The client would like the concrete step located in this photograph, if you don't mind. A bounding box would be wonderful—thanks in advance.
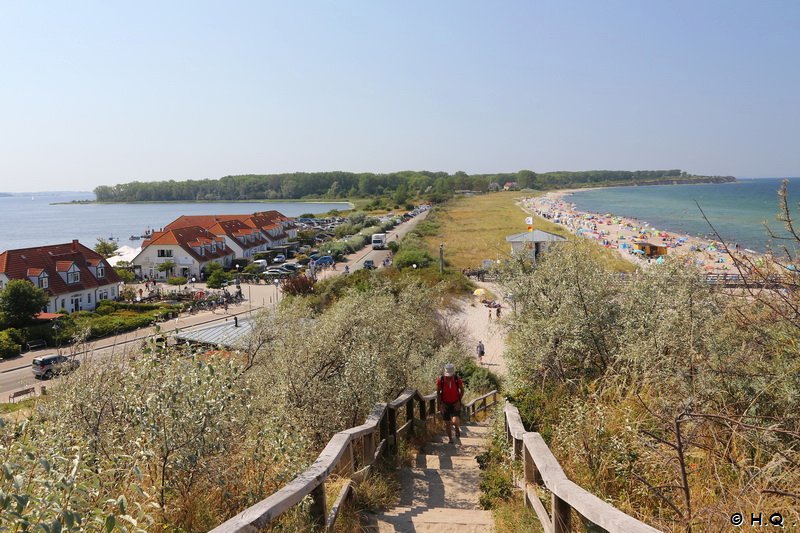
[399,467,482,509]
[414,454,478,469]
[370,507,494,533]
[459,424,491,436]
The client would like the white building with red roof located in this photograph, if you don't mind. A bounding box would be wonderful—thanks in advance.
[162,210,297,259]
[0,240,123,313]
[132,226,234,280]
[163,217,269,259]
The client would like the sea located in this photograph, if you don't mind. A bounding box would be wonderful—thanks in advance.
[0,193,351,252]
[567,178,800,253]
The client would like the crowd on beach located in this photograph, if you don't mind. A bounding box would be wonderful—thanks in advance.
[524,192,769,274]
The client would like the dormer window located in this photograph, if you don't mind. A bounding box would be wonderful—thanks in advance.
[39,273,49,289]
[211,243,216,253]
[67,270,80,284]
[96,265,105,278]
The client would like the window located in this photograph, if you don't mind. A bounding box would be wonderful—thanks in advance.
[157,249,173,258]
[39,275,49,289]
[211,243,216,253]
[96,265,105,278]
[67,271,80,284]
[87,293,91,304]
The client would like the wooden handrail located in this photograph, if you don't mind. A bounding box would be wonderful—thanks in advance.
[504,403,661,533]
[209,387,499,532]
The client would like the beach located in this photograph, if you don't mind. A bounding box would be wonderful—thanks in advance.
[523,190,767,274]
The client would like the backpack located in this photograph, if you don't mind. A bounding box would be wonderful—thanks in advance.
[437,373,463,404]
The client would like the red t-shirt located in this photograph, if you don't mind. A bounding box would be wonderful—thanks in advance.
[437,375,463,404]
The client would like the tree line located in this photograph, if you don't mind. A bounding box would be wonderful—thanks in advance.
[93,169,734,202]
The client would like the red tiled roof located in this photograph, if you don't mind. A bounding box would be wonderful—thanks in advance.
[0,241,121,297]
[141,226,233,263]
[55,261,74,272]
[26,267,44,277]
[163,213,284,249]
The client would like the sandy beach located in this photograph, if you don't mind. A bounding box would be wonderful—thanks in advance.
[523,190,766,274]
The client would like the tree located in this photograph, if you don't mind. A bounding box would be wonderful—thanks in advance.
[94,238,119,258]
[157,260,176,278]
[0,279,50,327]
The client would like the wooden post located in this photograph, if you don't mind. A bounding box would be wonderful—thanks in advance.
[310,481,327,530]
[524,444,542,485]
[388,407,397,455]
[380,412,390,458]
[513,437,523,461]
[552,494,571,533]
[406,400,415,437]
[364,431,375,464]
[419,397,427,421]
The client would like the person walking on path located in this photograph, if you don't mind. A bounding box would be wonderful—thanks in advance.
[476,340,485,366]
[437,363,464,444]
[496,307,501,319]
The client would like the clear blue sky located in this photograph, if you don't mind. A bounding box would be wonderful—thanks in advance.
[0,1,797,192]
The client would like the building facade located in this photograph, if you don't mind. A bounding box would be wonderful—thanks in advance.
[0,240,123,313]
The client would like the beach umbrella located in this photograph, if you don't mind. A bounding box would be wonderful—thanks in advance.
[632,249,645,255]
[473,288,486,296]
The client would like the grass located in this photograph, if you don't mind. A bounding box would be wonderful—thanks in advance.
[0,398,35,414]
[419,191,636,273]
[493,493,545,533]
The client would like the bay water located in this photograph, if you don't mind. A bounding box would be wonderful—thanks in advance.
[0,193,351,252]
[567,178,800,253]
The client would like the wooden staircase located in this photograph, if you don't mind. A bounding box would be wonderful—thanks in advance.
[366,422,494,532]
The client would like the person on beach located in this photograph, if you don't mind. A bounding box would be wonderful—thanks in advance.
[496,307,501,319]
[488,309,492,321]
[476,341,485,366]
[437,364,464,444]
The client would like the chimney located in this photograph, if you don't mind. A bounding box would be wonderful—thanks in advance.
[72,239,79,252]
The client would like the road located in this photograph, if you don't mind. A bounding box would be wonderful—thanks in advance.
[1,210,430,398]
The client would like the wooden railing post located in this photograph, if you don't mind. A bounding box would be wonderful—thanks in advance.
[310,481,327,530]
[552,494,571,533]
[523,443,542,485]
[419,397,427,421]
[406,400,415,437]
[388,407,397,455]
[380,411,390,458]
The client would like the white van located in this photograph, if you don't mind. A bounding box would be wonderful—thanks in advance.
[252,259,268,268]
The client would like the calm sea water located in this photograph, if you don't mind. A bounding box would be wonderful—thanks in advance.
[0,193,351,251]
[568,178,800,252]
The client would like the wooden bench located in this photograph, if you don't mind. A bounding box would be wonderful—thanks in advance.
[8,387,36,403]
[25,339,47,351]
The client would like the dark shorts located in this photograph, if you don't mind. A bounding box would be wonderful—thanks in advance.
[441,402,461,421]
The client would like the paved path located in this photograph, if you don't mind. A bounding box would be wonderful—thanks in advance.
[367,421,494,532]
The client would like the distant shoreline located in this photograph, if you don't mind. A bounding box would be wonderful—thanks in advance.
[52,198,356,208]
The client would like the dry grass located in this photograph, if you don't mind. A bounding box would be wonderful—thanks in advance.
[492,493,545,533]
[421,191,636,272]
[421,192,531,269]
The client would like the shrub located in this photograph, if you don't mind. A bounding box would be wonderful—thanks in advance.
[167,276,187,286]
[0,330,21,358]
[387,241,399,253]
[394,248,435,269]
[458,358,501,393]
[94,300,117,315]
[281,274,315,296]
[206,270,232,289]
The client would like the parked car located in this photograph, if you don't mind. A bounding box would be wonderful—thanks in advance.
[363,259,376,270]
[315,255,334,267]
[32,355,80,379]
[273,254,286,263]
[281,262,300,272]
[265,266,294,276]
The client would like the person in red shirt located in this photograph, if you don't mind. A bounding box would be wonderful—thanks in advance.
[437,363,464,444]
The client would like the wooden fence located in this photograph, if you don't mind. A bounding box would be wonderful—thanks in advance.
[504,402,661,533]
[209,388,499,532]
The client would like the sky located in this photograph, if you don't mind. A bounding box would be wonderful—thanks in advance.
[0,1,798,192]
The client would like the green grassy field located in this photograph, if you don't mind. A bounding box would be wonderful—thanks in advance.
[419,192,636,272]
